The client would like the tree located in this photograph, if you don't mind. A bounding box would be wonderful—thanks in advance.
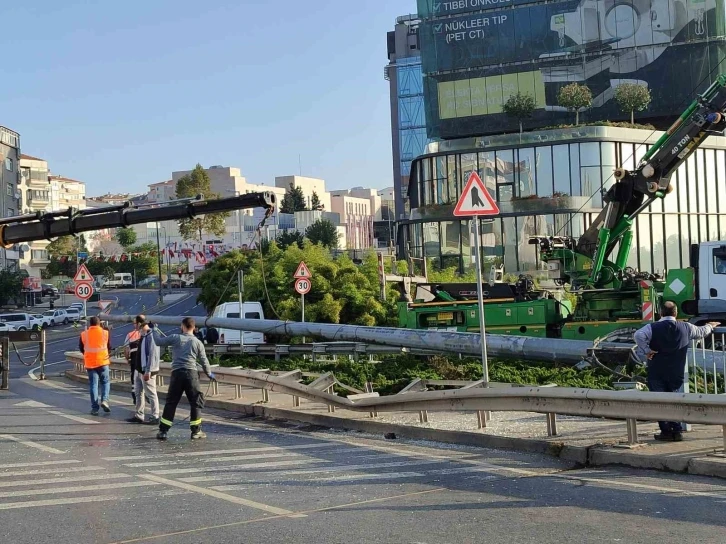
[280,183,307,214]
[614,83,652,124]
[276,230,305,250]
[196,242,398,326]
[45,235,87,278]
[0,270,22,306]
[305,219,340,249]
[503,92,536,134]
[310,191,324,211]
[115,228,137,249]
[557,83,592,125]
[175,164,229,241]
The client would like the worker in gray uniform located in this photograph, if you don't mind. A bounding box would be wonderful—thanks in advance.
[153,317,216,440]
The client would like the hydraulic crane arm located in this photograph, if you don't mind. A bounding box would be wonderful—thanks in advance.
[577,75,726,286]
[0,192,276,247]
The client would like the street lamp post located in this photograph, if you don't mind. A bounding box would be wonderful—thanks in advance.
[155,222,163,302]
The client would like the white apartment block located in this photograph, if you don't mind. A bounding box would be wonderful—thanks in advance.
[19,154,51,276]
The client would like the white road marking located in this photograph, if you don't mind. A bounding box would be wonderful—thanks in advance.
[0,466,106,478]
[556,474,726,499]
[0,434,66,455]
[103,442,339,462]
[46,410,100,425]
[13,400,52,407]
[0,493,153,511]
[0,460,80,470]
[156,458,329,477]
[0,481,158,499]
[305,471,424,483]
[0,473,131,489]
[140,474,305,517]
[184,459,448,484]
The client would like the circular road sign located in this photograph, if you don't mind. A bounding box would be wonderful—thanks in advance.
[295,278,311,295]
[75,282,93,301]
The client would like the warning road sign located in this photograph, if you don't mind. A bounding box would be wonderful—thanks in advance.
[453,172,500,217]
[73,263,95,284]
[294,261,311,279]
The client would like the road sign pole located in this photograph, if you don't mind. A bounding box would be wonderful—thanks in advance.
[473,218,489,385]
[301,293,305,344]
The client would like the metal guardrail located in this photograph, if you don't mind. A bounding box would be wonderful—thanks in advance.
[206,342,435,360]
[66,352,726,449]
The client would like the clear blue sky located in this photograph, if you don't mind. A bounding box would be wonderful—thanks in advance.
[2,1,416,195]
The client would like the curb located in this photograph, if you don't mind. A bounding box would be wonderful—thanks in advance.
[64,370,726,479]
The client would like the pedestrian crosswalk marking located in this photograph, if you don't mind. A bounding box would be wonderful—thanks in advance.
[0,480,159,499]
[0,460,80,470]
[46,410,101,425]
[0,465,106,479]
[0,473,131,489]
[0,434,66,455]
[155,458,328,476]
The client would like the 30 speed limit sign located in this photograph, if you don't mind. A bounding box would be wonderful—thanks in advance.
[75,282,93,300]
[295,278,311,295]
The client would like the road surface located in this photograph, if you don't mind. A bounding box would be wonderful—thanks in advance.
[1,290,725,543]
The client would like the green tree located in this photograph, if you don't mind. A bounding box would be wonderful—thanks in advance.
[614,83,652,124]
[115,228,137,249]
[0,270,22,306]
[310,191,324,211]
[305,219,340,249]
[45,235,87,278]
[502,92,536,134]
[196,242,399,325]
[557,83,592,125]
[276,230,304,250]
[175,164,229,241]
[86,242,158,283]
[280,183,307,214]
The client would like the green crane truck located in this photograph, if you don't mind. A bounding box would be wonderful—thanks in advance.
[398,75,726,341]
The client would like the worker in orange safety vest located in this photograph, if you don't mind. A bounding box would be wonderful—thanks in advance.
[79,316,113,416]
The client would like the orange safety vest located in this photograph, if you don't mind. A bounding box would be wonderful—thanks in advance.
[81,326,110,369]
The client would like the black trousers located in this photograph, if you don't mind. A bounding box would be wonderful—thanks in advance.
[160,369,205,431]
[648,374,684,434]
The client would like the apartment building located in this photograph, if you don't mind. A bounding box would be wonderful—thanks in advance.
[0,128,22,271]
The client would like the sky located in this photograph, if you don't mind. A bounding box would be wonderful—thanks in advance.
[1,0,417,196]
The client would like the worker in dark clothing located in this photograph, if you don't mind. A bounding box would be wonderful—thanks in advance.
[634,301,719,441]
[153,317,215,440]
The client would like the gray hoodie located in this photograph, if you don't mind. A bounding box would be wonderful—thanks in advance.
[139,329,161,374]
[154,330,211,375]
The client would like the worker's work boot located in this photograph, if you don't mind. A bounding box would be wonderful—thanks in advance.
[156,430,168,441]
[191,428,207,440]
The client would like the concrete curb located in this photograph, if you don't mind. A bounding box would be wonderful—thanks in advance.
[65,370,726,480]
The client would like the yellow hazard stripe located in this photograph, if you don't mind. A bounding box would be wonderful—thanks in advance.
[160,418,173,427]
[189,419,202,427]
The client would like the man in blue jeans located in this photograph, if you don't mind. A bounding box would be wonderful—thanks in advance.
[634,301,718,441]
[79,316,113,415]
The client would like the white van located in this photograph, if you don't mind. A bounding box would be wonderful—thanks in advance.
[104,273,133,289]
[211,302,265,345]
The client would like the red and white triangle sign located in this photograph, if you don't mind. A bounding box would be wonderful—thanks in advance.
[73,263,94,283]
[294,261,312,279]
[453,172,500,217]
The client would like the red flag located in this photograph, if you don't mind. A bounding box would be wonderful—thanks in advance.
[196,251,207,265]
[169,250,175,258]
[120,254,128,262]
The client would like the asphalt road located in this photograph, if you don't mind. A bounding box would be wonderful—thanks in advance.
[1,290,726,543]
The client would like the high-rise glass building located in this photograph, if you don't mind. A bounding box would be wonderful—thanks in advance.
[396,0,726,276]
[385,16,428,221]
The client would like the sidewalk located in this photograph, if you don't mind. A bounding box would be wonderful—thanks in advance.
[63,368,726,479]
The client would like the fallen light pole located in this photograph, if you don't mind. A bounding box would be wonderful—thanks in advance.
[103,315,596,363]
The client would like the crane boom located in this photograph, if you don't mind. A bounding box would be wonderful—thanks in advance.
[535,75,726,289]
[0,192,276,247]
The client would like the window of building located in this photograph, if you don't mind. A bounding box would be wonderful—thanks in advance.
[6,184,13,197]
[4,158,13,172]
[7,209,14,217]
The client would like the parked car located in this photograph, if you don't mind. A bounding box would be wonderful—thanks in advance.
[137,276,159,288]
[64,308,82,322]
[41,284,58,297]
[69,303,85,312]
[0,322,17,332]
[43,309,69,326]
[32,314,52,329]
[64,284,75,294]
[0,313,36,331]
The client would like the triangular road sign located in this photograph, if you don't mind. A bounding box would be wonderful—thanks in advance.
[294,261,311,279]
[73,263,95,283]
[453,172,500,217]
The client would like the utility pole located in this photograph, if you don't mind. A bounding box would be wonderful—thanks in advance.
[155,222,163,303]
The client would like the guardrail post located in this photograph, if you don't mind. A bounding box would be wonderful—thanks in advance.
[546,413,558,437]
[626,418,639,446]
[419,410,428,423]
[261,387,269,403]
[327,385,336,413]
[0,337,9,390]
[723,425,726,453]
[365,382,377,418]
[476,411,487,429]
[235,384,242,400]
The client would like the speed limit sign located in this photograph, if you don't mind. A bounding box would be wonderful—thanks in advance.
[75,282,93,300]
[295,278,311,295]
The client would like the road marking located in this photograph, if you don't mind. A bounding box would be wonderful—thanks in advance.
[157,458,329,477]
[105,487,445,544]
[0,473,131,489]
[0,494,127,511]
[0,434,66,455]
[556,474,726,499]
[13,400,51,407]
[140,474,305,517]
[0,460,80,470]
[0,480,158,499]
[305,471,424,483]
[187,459,448,485]
[103,442,339,461]
[0,466,106,478]
[46,410,100,425]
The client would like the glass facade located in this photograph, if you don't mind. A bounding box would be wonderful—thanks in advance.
[405,130,726,275]
[416,0,726,139]
[397,57,427,183]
